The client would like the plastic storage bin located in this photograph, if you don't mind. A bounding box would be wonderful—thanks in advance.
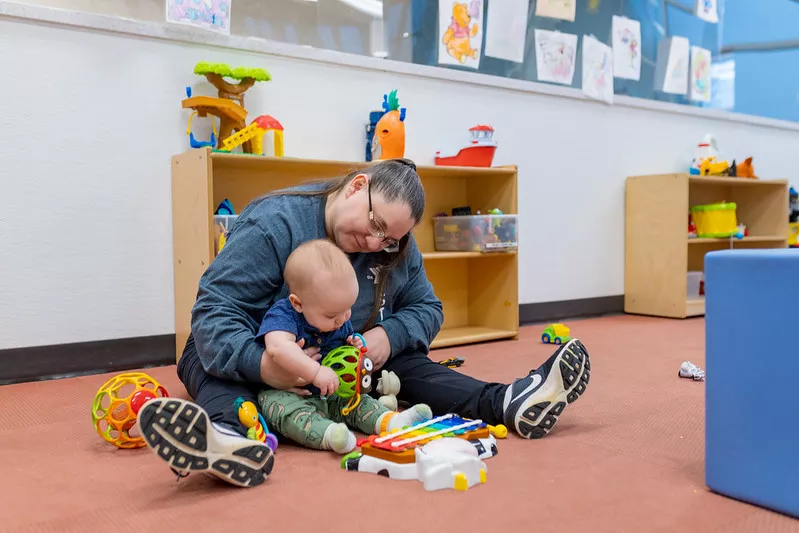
[687,271,702,299]
[690,202,738,238]
[214,215,238,256]
[433,214,518,252]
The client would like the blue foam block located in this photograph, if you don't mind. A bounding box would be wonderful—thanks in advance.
[705,249,799,518]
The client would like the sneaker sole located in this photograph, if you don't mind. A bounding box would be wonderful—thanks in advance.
[514,339,591,439]
[137,398,274,488]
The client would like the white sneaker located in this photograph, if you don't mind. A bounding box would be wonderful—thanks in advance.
[503,339,590,439]
[137,397,274,488]
[678,361,705,381]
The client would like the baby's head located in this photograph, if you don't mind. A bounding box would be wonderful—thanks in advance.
[284,239,359,332]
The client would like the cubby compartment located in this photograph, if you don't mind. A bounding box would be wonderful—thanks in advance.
[423,253,518,347]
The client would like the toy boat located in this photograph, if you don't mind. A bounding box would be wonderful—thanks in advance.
[435,125,497,167]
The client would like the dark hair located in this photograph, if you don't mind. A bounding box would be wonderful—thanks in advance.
[264,158,425,329]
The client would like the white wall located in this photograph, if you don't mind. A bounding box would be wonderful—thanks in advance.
[9,0,384,54]
[1,13,797,350]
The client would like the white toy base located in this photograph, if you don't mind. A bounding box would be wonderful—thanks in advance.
[342,435,497,491]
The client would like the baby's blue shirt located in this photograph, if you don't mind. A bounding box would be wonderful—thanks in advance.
[256,298,354,356]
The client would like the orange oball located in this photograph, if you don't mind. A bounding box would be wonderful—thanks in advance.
[110,401,130,421]
[91,372,169,449]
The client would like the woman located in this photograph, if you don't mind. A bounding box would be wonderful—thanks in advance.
[138,158,590,488]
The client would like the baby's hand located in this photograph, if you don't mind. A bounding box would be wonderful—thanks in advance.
[347,335,365,350]
[313,366,340,396]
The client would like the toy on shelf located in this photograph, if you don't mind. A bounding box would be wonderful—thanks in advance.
[690,202,738,238]
[182,61,272,154]
[234,397,279,452]
[435,125,497,167]
[688,214,697,238]
[213,199,237,255]
[321,333,374,416]
[789,187,798,248]
[215,198,235,215]
[91,372,169,449]
[736,157,758,179]
[372,90,406,160]
[541,323,571,344]
[689,134,758,179]
[221,115,284,156]
[186,109,218,148]
[690,134,719,175]
[433,210,518,252]
[342,413,507,491]
[699,156,731,176]
[365,109,386,162]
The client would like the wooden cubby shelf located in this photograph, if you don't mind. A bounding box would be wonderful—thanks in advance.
[172,148,519,359]
[625,173,789,318]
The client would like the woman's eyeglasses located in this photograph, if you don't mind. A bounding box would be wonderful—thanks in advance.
[367,181,400,252]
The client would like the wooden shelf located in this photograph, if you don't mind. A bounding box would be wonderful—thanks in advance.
[171,148,519,359]
[688,236,787,244]
[625,173,788,319]
[430,326,518,348]
[422,251,517,260]
[210,151,518,180]
[689,175,789,186]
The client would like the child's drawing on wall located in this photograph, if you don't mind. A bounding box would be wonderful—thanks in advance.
[534,29,578,85]
[167,0,232,34]
[612,15,641,81]
[438,0,484,69]
[690,45,712,102]
[582,35,614,104]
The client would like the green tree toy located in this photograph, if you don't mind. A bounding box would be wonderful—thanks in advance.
[193,61,271,108]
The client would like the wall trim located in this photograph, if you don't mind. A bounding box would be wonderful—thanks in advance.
[2,1,798,132]
[519,295,624,325]
[0,297,622,384]
[0,335,175,386]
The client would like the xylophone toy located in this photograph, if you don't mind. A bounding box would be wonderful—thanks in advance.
[341,413,507,491]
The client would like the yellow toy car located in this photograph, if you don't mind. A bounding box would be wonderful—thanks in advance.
[541,324,571,345]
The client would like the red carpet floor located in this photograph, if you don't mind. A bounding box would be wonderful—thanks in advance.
[1,316,797,532]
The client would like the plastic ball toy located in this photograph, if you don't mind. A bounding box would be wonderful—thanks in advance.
[91,372,169,449]
[322,340,373,416]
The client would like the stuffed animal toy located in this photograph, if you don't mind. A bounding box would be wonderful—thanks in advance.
[376,370,401,410]
[736,157,758,179]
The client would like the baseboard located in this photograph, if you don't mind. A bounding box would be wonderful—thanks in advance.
[0,334,175,385]
[519,295,624,325]
[0,297,623,385]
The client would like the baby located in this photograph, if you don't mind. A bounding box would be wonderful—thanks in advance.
[256,239,432,453]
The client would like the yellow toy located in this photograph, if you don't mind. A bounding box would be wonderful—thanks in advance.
[234,397,279,452]
[699,156,730,176]
[221,115,284,156]
[689,202,738,238]
[789,223,799,247]
[91,372,169,449]
[541,323,571,344]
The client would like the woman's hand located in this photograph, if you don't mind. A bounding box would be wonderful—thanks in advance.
[361,326,392,370]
